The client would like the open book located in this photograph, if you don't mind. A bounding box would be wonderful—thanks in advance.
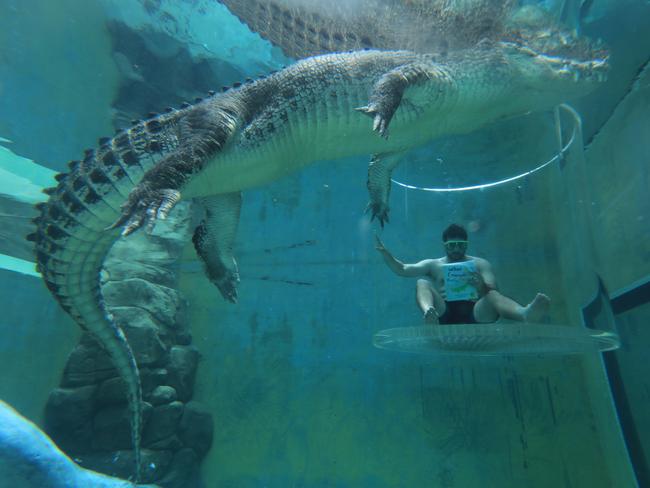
[443,260,479,301]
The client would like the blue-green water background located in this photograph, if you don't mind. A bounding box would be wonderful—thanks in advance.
[0,0,649,486]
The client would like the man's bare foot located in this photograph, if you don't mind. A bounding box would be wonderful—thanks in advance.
[424,307,439,324]
[522,293,551,322]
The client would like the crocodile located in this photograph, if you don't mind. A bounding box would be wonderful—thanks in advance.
[218,0,518,57]
[29,39,607,480]
[217,0,584,59]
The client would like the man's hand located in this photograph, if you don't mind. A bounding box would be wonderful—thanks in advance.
[468,271,490,296]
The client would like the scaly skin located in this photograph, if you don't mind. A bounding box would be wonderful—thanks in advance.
[30,43,607,480]
[218,0,517,57]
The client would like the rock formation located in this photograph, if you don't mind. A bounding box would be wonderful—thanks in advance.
[44,203,213,487]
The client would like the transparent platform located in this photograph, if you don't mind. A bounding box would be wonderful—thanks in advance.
[373,323,620,356]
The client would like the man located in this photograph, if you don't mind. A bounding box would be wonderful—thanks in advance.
[375,223,550,324]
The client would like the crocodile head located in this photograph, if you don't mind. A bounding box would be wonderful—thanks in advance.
[501,5,609,95]
[507,38,606,81]
[494,32,608,105]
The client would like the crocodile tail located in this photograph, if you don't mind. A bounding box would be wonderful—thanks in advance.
[33,170,143,480]
[29,108,189,481]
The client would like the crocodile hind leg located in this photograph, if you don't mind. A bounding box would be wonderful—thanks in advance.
[192,192,242,303]
[111,102,240,236]
[366,152,406,227]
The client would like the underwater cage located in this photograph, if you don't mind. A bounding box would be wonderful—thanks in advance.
[0,0,649,487]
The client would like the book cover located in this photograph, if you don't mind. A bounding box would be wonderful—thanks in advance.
[443,261,479,301]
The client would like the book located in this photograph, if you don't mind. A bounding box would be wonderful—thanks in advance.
[443,261,479,301]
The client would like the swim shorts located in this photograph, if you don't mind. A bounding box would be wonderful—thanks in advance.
[438,300,477,324]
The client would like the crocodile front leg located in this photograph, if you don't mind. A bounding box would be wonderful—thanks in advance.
[366,152,405,227]
[356,58,443,138]
[192,192,242,303]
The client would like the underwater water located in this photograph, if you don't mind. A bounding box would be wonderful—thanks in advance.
[0,0,649,487]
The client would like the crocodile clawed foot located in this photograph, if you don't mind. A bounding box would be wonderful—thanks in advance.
[215,269,240,304]
[108,188,181,237]
[365,201,390,228]
[355,105,390,139]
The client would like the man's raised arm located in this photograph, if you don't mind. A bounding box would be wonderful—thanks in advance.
[375,234,433,277]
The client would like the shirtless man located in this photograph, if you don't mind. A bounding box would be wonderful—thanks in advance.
[375,223,550,324]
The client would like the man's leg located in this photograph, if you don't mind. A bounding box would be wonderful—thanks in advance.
[474,290,550,323]
[416,279,446,323]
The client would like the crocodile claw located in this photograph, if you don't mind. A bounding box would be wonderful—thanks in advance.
[108,188,181,237]
[365,201,390,228]
[214,268,240,304]
[355,105,390,139]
